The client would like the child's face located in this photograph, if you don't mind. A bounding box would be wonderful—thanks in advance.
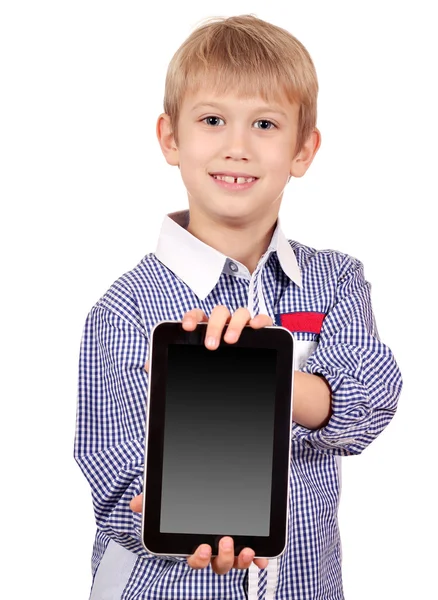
[159,88,315,226]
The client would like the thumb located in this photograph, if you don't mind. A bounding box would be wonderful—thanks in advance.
[130,494,143,513]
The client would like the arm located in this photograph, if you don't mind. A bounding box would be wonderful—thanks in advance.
[74,301,148,554]
[292,254,402,455]
[292,370,332,430]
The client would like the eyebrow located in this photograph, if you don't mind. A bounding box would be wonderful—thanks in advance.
[190,102,289,119]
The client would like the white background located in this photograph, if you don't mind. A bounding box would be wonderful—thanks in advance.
[1,1,436,598]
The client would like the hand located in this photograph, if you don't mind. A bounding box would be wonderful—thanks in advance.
[144,307,273,373]
[137,307,272,574]
[143,303,274,407]
[183,305,273,350]
[130,494,269,573]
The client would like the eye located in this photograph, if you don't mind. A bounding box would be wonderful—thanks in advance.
[253,119,276,130]
[202,116,225,126]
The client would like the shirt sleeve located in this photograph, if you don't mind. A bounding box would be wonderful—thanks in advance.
[74,295,184,560]
[292,254,403,455]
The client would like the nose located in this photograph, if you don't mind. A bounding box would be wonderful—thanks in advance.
[223,124,251,161]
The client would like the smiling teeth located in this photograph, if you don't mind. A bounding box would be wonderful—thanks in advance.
[213,175,256,184]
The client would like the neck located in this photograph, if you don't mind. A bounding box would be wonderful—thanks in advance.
[187,210,277,275]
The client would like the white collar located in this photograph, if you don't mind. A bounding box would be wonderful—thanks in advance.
[155,209,302,300]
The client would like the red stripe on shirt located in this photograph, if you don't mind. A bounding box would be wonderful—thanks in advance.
[279,312,325,334]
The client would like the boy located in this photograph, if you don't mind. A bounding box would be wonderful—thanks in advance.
[75,15,402,600]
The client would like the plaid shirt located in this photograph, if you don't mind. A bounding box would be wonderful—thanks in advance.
[75,209,402,599]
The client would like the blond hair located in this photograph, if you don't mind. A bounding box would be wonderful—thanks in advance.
[163,15,318,156]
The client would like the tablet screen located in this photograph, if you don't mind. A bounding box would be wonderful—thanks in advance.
[160,343,277,536]
[142,322,293,557]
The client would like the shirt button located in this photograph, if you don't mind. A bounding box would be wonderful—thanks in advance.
[229,261,238,272]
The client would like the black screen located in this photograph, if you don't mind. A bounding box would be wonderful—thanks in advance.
[159,343,277,536]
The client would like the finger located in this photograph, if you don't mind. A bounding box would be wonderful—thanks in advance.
[129,494,143,513]
[205,305,231,350]
[249,313,273,329]
[144,360,149,373]
[223,307,252,344]
[232,554,268,570]
[182,308,208,330]
[186,544,212,570]
[234,547,256,570]
[211,536,235,575]
[254,557,269,569]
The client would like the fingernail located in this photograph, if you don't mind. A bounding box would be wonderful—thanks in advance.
[221,538,233,550]
[243,551,254,562]
[206,336,216,348]
[199,547,211,559]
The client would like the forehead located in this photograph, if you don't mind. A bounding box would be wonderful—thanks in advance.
[182,87,299,119]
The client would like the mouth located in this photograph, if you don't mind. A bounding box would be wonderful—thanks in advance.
[209,173,259,190]
[211,174,257,184]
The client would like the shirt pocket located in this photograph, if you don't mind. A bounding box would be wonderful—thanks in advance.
[274,311,326,370]
[293,337,319,370]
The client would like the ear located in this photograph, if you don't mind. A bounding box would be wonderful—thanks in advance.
[156,113,179,166]
[290,128,321,178]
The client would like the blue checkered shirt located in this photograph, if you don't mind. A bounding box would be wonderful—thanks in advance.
[75,210,402,599]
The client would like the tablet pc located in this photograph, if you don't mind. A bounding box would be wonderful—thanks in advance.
[141,320,294,559]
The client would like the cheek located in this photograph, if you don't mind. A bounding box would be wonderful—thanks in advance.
[178,147,208,191]
[264,148,292,173]
[180,137,212,168]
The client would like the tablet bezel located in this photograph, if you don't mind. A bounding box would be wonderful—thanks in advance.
[141,320,294,559]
